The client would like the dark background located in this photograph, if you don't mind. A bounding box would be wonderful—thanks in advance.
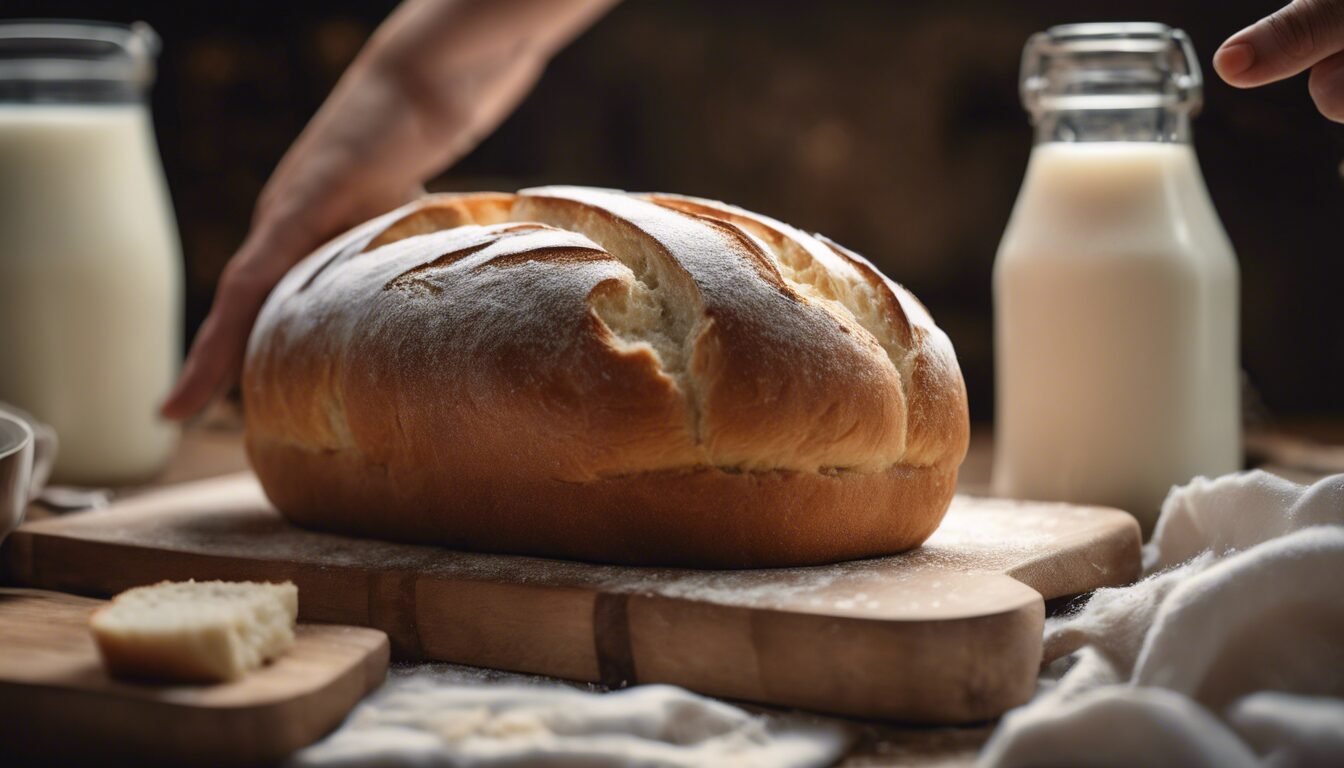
[8,1,1343,421]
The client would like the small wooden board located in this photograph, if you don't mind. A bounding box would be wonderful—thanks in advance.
[0,588,388,766]
[2,473,1139,724]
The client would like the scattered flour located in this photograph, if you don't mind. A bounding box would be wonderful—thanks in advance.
[289,664,850,768]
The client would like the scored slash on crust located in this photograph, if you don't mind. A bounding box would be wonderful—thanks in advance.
[240,187,970,567]
[252,186,967,477]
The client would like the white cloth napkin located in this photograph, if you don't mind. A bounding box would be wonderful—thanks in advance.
[290,665,850,768]
[979,470,1344,768]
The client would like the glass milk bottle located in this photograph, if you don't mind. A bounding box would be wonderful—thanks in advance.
[0,21,182,485]
[992,23,1240,533]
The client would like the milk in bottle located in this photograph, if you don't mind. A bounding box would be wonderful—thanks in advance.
[0,22,181,484]
[993,24,1240,532]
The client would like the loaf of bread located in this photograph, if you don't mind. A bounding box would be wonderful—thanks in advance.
[90,580,298,683]
[243,187,969,567]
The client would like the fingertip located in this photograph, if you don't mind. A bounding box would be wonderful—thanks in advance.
[1309,62,1344,123]
[1222,3,1344,89]
[159,376,200,421]
[159,343,218,421]
[1214,42,1257,84]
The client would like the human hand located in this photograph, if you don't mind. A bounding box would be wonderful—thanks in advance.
[1214,0,1344,122]
[157,131,423,421]
[158,58,436,421]
[160,0,617,420]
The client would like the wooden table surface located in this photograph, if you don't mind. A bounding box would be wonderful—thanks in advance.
[19,405,1343,766]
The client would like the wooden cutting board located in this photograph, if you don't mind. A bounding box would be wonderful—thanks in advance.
[2,472,1140,724]
[0,587,388,766]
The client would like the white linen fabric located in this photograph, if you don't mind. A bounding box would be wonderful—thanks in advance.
[980,471,1344,768]
[290,665,850,768]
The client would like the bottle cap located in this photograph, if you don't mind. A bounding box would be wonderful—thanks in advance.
[1021,23,1202,117]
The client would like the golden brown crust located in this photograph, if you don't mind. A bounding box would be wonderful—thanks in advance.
[247,440,957,568]
[243,188,969,567]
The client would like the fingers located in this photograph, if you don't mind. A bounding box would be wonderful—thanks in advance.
[1215,0,1344,87]
[160,178,428,421]
[159,245,293,421]
[159,306,242,421]
[1309,47,1344,120]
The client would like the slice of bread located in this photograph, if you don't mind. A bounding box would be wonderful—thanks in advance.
[90,580,298,683]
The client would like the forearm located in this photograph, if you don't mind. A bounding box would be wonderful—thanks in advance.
[162,0,616,419]
[255,0,617,235]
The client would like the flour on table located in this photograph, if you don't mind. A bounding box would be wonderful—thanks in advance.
[290,664,849,768]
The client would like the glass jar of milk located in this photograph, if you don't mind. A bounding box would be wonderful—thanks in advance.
[0,21,181,485]
[993,23,1240,533]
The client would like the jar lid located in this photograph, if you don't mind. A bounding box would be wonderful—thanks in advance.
[0,20,159,87]
[1021,23,1202,117]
